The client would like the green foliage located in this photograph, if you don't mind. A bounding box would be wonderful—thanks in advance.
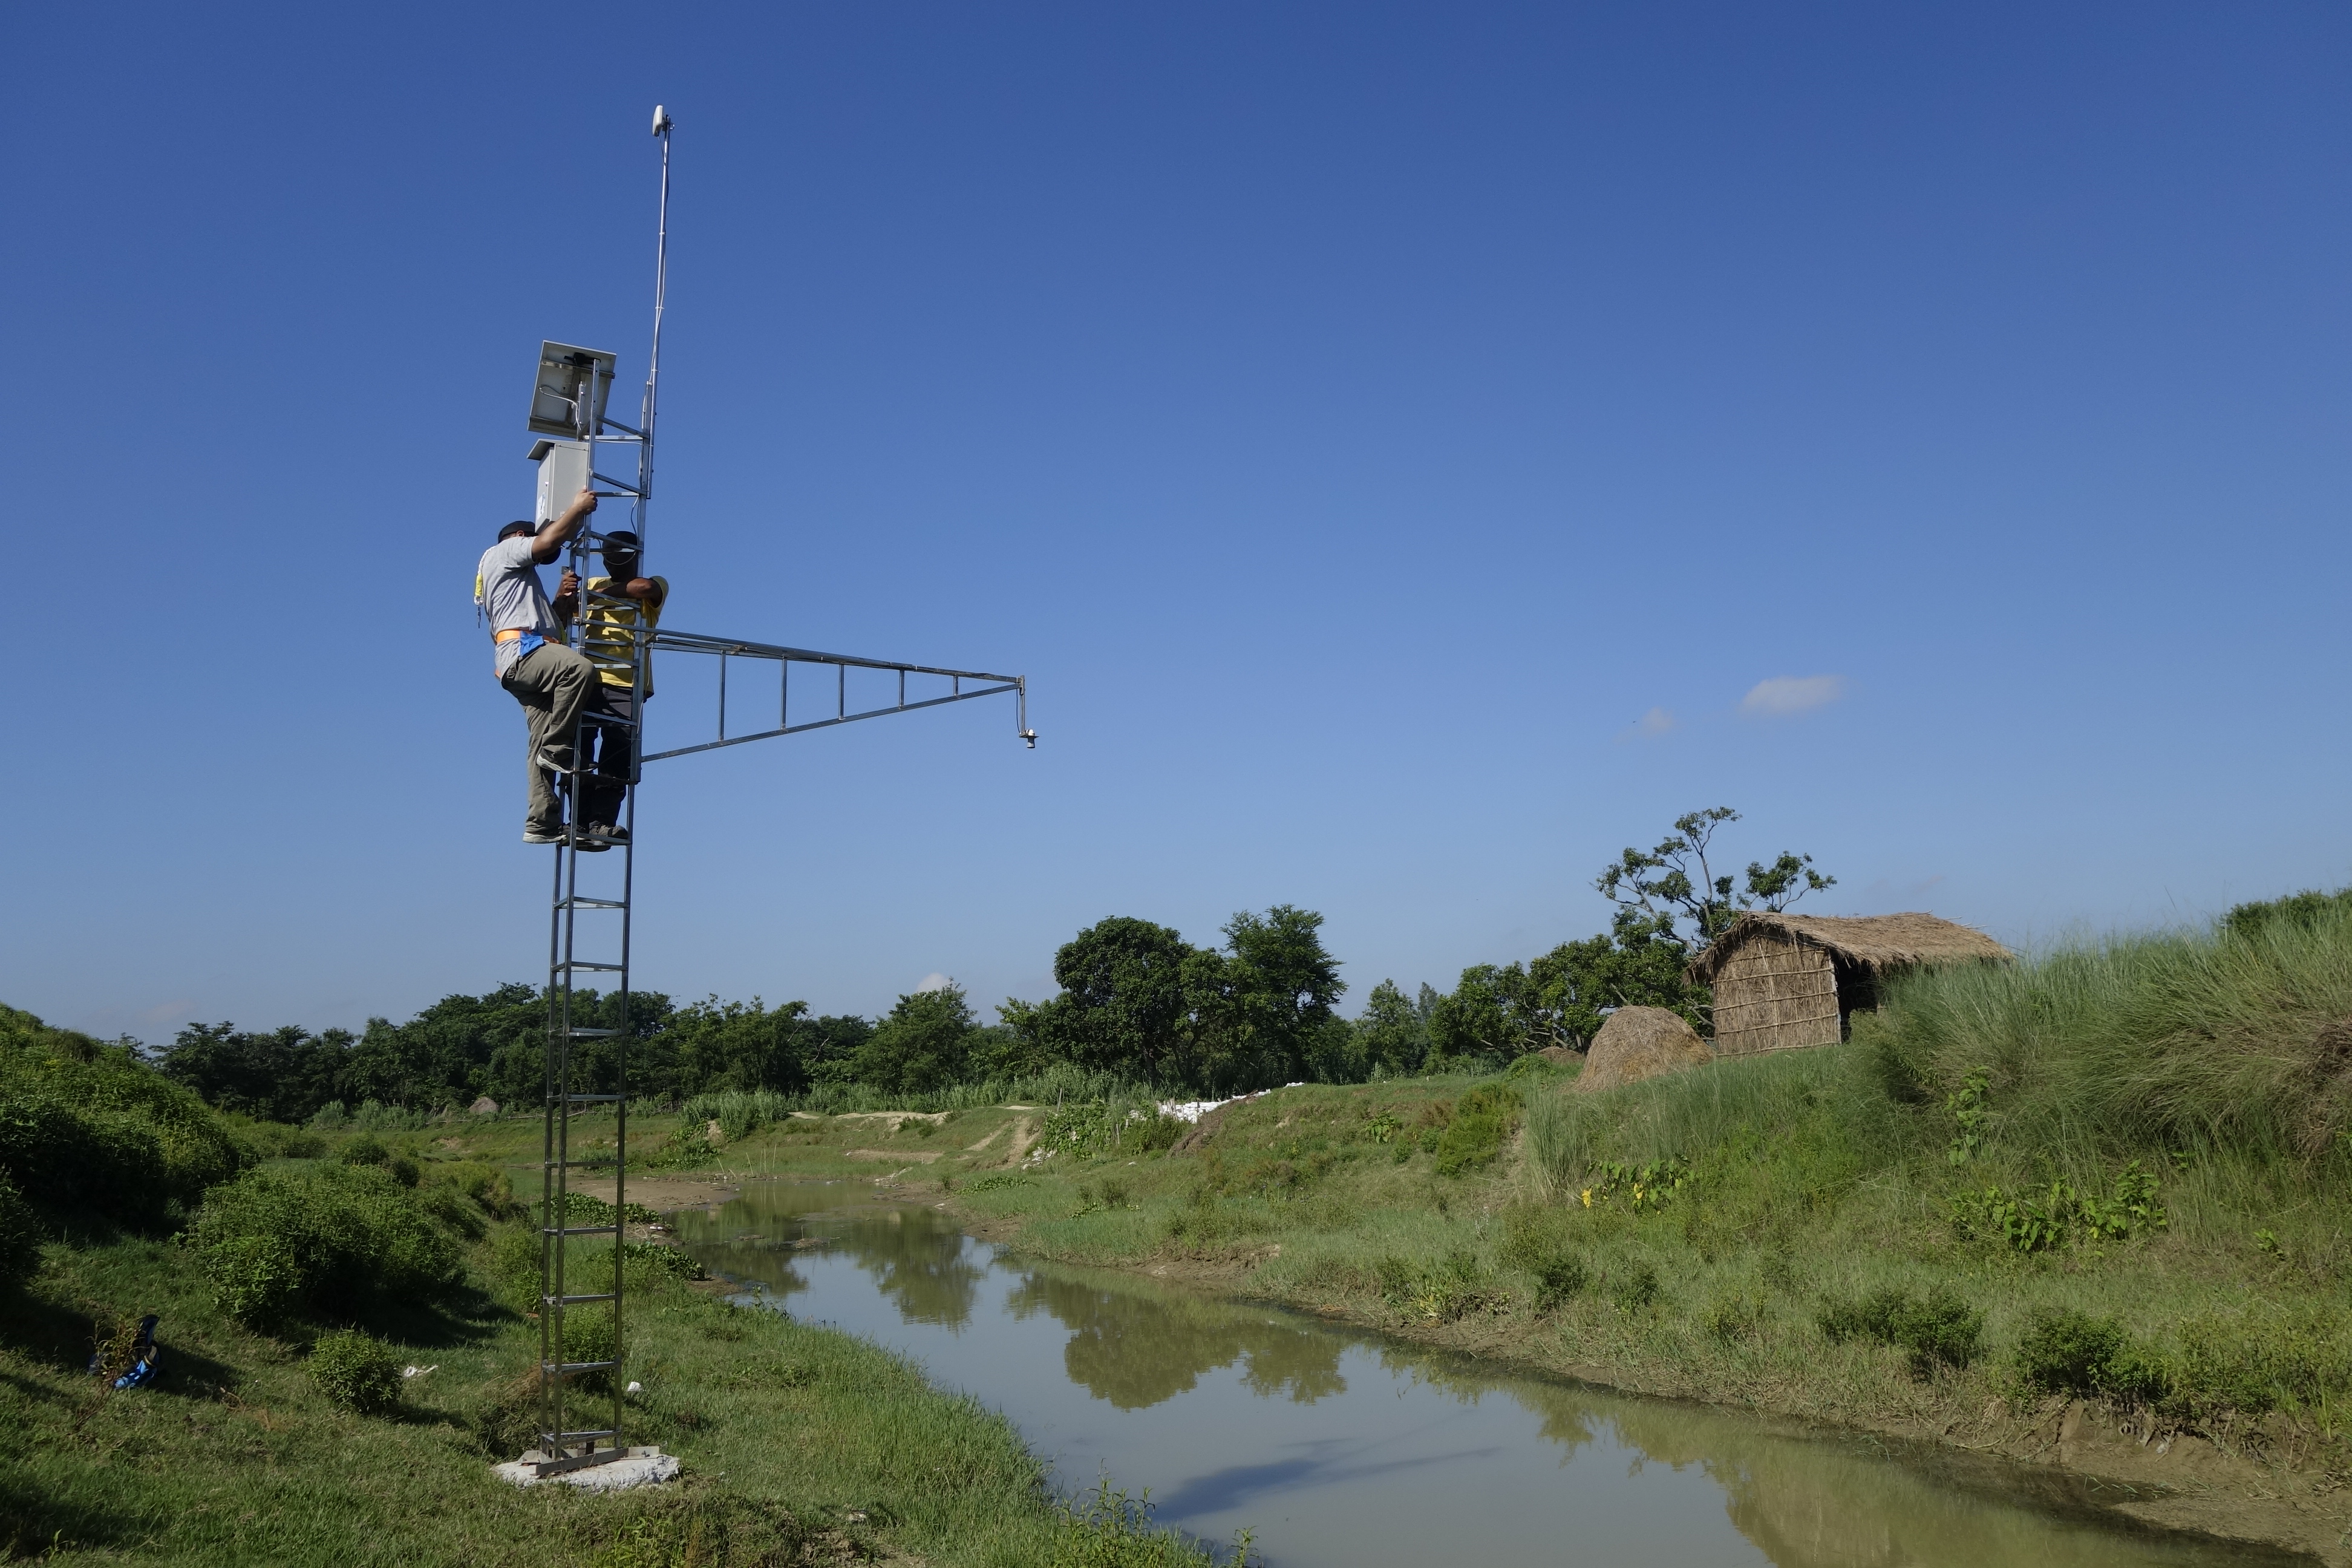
[2223,886,2352,940]
[1432,1084,1521,1175]
[0,1174,39,1287]
[1577,1157,1692,1212]
[1607,1261,1662,1312]
[1818,1288,1984,1377]
[2013,1308,2169,1403]
[1595,806,1835,953]
[1864,905,2352,1159]
[1352,980,1432,1076]
[307,1328,403,1414]
[650,1123,719,1169]
[1038,1102,1184,1161]
[0,1006,244,1227]
[851,985,982,1096]
[1374,1248,1495,1323]
[1950,1162,2166,1252]
[1499,1206,1588,1309]
[1703,1291,1766,1344]
[2174,1307,2352,1417]
[1944,1067,1990,1165]
[193,1163,462,1328]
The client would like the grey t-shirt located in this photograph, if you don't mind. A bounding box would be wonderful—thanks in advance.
[476,535,560,678]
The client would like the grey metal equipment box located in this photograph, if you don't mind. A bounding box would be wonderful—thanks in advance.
[529,439,592,524]
[529,341,617,438]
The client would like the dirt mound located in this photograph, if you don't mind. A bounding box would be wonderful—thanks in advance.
[1576,1007,1710,1093]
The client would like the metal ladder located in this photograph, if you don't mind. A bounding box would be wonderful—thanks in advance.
[532,110,671,1480]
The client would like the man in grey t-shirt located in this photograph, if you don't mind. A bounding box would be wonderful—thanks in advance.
[475,487,603,844]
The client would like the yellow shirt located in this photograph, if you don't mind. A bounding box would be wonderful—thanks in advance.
[581,577,668,694]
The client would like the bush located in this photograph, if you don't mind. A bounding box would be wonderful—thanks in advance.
[1819,1287,1984,1377]
[0,1014,244,1226]
[1608,1261,1661,1313]
[194,1164,460,1327]
[1499,1206,1588,1310]
[2013,1307,2167,1402]
[2174,1307,2352,1416]
[308,1328,403,1413]
[0,1175,39,1287]
[1432,1085,1520,1177]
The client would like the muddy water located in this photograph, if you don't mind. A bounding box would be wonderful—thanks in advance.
[670,1183,2293,1567]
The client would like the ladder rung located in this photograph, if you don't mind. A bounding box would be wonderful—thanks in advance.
[560,961,624,972]
[579,711,638,728]
[557,1154,619,1166]
[559,1093,626,1103]
[541,1429,619,1443]
[564,1027,619,1037]
[544,1360,622,1374]
[560,898,627,910]
[544,1293,616,1306]
[543,1225,619,1236]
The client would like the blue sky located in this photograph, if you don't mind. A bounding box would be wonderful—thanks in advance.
[8,4,2350,1042]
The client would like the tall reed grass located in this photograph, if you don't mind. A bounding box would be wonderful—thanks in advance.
[1526,904,2352,1200]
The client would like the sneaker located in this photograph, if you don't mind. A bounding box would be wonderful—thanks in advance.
[523,827,564,845]
[573,836,611,854]
[584,823,630,844]
[535,748,576,776]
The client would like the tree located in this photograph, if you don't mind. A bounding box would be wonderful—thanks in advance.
[1353,979,1429,1076]
[666,997,811,1096]
[1030,916,1196,1083]
[851,985,979,1094]
[1595,806,1834,954]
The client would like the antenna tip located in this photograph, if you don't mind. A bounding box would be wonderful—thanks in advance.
[652,105,673,136]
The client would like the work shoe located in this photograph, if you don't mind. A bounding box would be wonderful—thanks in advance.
[523,827,564,845]
[584,823,629,844]
[573,834,611,853]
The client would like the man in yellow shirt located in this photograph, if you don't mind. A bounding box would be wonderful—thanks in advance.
[573,530,668,843]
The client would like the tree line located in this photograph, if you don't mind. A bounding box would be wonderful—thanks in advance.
[157,808,1829,1120]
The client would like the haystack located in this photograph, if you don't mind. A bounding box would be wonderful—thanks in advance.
[1576,1006,1710,1093]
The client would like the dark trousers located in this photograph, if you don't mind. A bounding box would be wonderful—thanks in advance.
[580,684,638,828]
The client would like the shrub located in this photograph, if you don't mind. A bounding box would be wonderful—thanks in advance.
[2174,1307,2352,1417]
[1819,1287,1984,1377]
[308,1328,403,1414]
[0,1175,39,1287]
[1608,1262,1661,1313]
[2013,1308,2167,1402]
[337,1134,388,1166]
[194,1164,460,1327]
[1499,1206,1587,1310]
[0,1018,244,1226]
[1433,1085,1520,1177]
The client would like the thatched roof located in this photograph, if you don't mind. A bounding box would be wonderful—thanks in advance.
[1687,912,2011,984]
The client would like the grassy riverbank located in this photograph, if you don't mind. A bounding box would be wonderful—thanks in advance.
[545,906,2352,1561]
[0,1010,1227,1567]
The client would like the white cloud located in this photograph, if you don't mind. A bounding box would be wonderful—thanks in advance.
[1635,707,1676,736]
[915,972,955,993]
[1740,675,1847,717]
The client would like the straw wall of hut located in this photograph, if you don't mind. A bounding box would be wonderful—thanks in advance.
[1690,912,2011,1057]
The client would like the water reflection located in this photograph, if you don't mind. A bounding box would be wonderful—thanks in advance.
[674,1183,2297,1568]
[1007,1272,1348,1410]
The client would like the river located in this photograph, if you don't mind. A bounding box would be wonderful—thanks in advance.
[668,1180,2296,1567]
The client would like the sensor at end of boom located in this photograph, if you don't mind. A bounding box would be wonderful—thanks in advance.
[652,105,673,136]
[1022,730,1037,750]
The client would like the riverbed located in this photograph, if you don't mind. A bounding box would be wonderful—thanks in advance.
[668,1181,2301,1567]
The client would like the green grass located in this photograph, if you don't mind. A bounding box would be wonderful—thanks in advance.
[898,906,2352,1509]
[3,1208,1236,1566]
[0,1006,1232,1567]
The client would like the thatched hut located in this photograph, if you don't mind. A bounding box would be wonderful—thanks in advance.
[1688,912,2011,1056]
